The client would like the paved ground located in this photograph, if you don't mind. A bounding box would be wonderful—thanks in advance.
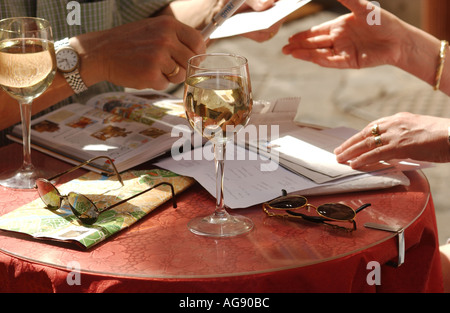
[193,9,450,245]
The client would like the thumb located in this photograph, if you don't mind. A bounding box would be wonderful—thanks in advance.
[337,0,371,16]
[245,0,274,11]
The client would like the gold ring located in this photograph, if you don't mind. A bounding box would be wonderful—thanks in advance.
[166,64,180,78]
[371,124,380,136]
[374,135,383,147]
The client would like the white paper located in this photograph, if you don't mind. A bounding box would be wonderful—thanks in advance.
[154,143,413,209]
[155,143,318,208]
[210,0,312,39]
[154,98,424,208]
[251,126,433,184]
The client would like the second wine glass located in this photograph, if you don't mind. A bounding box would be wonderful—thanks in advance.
[184,53,254,237]
[0,17,56,189]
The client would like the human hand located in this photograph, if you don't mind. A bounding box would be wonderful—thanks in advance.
[282,0,406,69]
[237,0,282,42]
[334,112,450,168]
[162,0,275,31]
[241,0,275,11]
[75,16,206,90]
[241,19,284,42]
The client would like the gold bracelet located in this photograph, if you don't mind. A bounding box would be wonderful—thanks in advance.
[434,40,449,91]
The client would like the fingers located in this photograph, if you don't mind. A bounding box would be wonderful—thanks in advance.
[282,16,354,68]
[345,146,390,169]
[284,21,334,49]
[283,34,334,53]
[243,19,283,42]
[333,113,450,168]
[92,16,207,90]
[282,23,340,65]
[245,0,275,11]
[161,55,185,84]
[164,63,181,80]
[284,46,350,68]
[336,137,383,168]
[334,133,371,164]
[334,122,391,168]
[337,0,371,16]
[162,20,206,84]
[176,21,206,56]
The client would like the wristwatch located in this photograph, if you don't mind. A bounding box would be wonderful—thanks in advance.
[55,38,88,94]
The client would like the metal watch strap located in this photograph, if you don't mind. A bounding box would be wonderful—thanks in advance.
[55,38,88,95]
[64,71,88,94]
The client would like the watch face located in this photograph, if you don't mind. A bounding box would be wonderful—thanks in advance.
[56,48,79,72]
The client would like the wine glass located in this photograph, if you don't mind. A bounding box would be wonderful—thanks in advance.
[184,53,254,237]
[0,17,56,189]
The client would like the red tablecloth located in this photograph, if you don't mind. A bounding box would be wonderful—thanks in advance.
[0,144,444,293]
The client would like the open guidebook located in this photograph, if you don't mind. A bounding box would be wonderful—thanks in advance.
[8,91,193,175]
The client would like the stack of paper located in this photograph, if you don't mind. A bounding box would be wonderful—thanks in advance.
[155,97,430,209]
[250,127,395,184]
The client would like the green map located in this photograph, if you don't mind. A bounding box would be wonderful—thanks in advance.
[0,169,194,249]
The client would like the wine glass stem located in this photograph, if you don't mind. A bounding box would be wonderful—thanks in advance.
[214,142,228,218]
[19,99,34,171]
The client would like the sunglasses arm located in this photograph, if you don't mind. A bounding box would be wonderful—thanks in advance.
[101,182,177,213]
[46,156,124,186]
[356,203,371,214]
[263,203,323,222]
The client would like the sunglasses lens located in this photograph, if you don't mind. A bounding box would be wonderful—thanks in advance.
[36,179,60,209]
[269,195,307,209]
[67,192,99,224]
[317,203,355,221]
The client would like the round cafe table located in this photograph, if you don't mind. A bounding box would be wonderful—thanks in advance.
[0,143,444,292]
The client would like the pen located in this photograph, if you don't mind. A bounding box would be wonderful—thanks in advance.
[201,0,247,40]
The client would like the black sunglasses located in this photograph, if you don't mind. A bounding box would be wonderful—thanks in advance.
[35,156,177,225]
[263,190,370,231]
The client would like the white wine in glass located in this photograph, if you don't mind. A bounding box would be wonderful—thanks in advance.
[184,53,254,237]
[0,17,56,189]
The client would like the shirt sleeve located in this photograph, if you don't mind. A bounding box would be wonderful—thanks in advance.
[32,0,175,40]
[117,0,175,24]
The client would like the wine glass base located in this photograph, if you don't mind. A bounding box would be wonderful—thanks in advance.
[188,212,254,237]
[0,166,46,190]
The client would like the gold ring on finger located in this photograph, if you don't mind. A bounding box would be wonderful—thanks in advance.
[166,64,180,78]
[374,135,383,147]
[371,124,380,137]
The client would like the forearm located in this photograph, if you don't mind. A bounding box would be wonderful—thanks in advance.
[396,21,450,96]
[0,73,74,130]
